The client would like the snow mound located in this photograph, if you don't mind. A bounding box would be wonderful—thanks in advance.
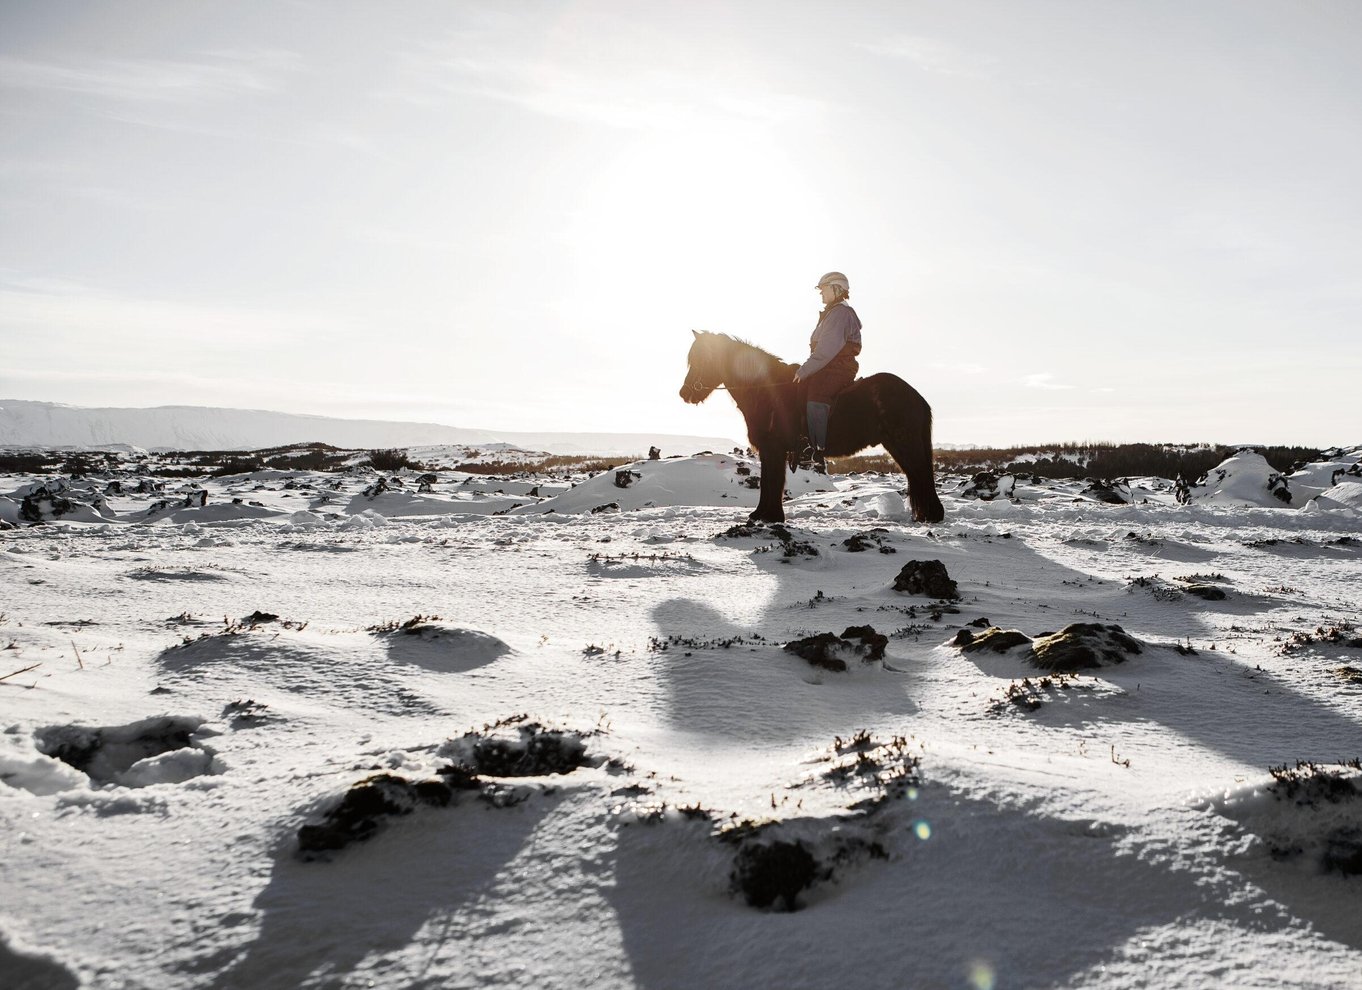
[509,453,832,515]
[1286,453,1362,502]
[1177,451,1292,507]
[31,716,218,788]
[0,730,90,795]
[1209,762,1362,876]
[371,619,513,673]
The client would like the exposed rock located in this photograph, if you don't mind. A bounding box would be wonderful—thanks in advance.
[297,771,476,855]
[1081,479,1129,504]
[33,715,214,787]
[1030,623,1142,671]
[842,529,896,554]
[958,471,1015,501]
[731,840,817,910]
[892,559,959,600]
[437,719,596,776]
[614,470,641,489]
[954,627,1033,653]
[784,626,888,672]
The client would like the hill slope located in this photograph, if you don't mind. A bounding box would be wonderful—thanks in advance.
[0,399,737,456]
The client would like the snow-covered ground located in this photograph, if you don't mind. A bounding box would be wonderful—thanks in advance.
[2,446,1360,990]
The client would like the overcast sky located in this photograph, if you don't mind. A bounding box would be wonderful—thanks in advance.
[2,1,1358,446]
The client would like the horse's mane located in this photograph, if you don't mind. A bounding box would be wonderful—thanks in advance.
[699,332,791,370]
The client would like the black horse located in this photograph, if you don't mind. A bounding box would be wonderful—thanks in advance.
[680,331,946,524]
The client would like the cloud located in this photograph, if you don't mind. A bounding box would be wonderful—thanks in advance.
[1023,373,1076,390]
[391,31,822,132]
[0,280,338,348]
[855,35,997,79]
[930,360,988,376]
[0,49,302,105]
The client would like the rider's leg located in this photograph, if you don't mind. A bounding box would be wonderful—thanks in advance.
[805,401,830,470]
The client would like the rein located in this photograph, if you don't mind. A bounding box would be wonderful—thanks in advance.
[708,381,790,391]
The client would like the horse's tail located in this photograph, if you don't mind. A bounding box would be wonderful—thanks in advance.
[907,397,946,524]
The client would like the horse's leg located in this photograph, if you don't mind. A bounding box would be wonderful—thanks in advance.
[752,442,787,523]
[883,428,945,524]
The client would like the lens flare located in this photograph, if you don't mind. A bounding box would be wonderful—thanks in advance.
[913,820,931,840]
[967,960,997,990]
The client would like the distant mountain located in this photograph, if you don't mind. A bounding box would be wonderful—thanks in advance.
[0,400,739,457]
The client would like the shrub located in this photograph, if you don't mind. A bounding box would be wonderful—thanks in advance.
[0,452,54,474]
[368,448,414,472]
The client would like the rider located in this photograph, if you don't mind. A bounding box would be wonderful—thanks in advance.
[792,271,861,471]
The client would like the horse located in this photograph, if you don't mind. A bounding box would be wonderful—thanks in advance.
[679,330,946,524]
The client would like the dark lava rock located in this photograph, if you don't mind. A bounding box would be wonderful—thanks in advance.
[298,772,466,855]
[784,626,887,672]
[719,522,817,557]
[591,501,621,514]
[221,699,272,729]
[1081,479,1129,504]
[954,627,1033,653]
[20,485,76,523]
[34,715,204,784]
[441,721,594,776]
[731,839,817,911]
[1030,623,1142,672]
[958,471,1015,501]
[843,529,896,554]
[614,470,641,489]
[892,559,960,600]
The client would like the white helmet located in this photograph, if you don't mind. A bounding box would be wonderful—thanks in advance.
[816,271,849,292]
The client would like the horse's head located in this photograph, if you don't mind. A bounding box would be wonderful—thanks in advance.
[679,330,723,404]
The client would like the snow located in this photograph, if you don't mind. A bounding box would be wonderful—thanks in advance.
[1,445,1360,989]
[0,399,738,456]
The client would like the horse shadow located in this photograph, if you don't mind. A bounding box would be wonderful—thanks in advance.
[648,595,917,743]
[209,795,555,989]
[604,775,1316,989]
[635,518,1362,970]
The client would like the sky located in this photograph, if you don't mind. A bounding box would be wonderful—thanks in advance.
[1,0,1358,447]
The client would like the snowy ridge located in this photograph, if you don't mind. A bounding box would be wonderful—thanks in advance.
[0,399,738,456]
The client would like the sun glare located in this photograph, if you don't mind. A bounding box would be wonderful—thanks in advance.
[568,131,818,305]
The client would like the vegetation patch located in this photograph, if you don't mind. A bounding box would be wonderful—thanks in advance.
[367,614,442,635]
[953,627,1032,653]
[1282,623,1362,654]
[987,674,1079,714]
[437,715,599,777]
[300,716,605,858]
[721,522,819,558]
[1259,760,1362,876]
[1029,623,1142,672]
[647,633,768,653]
[842,529,897,553]
[297,770,480,856]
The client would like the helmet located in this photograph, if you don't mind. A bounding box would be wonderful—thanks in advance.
[816,271,849,292]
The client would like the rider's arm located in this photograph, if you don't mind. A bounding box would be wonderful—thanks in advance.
[795,308,853,381]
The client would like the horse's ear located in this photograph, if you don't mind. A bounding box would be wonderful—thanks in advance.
[692,329,701,339]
